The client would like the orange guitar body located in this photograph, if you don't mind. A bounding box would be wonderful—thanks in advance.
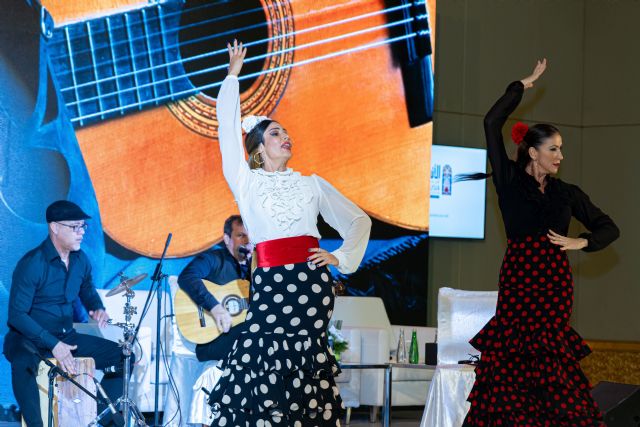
[44,0,435,257]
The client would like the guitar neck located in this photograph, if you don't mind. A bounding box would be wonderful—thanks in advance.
[46,1,433,129]
[48,2,193,127]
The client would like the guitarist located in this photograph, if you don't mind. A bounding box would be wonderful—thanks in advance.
[177,214,252,361]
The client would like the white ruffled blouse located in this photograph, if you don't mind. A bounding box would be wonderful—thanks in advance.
[216,75,371,274]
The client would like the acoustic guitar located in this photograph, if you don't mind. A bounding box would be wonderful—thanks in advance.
[174,278,250,344]
[43,0,435,257]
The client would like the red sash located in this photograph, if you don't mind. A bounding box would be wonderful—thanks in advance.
[256,236,319,268]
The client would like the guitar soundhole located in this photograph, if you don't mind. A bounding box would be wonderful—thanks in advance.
[179,0,268,97]
[223,295,243,316]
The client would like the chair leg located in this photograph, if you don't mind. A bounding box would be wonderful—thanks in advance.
[369,406,379,423]
[345,407,352,425]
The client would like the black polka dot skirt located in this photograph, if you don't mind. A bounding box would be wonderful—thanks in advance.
[463,235,605,427]
[207,261,345,426]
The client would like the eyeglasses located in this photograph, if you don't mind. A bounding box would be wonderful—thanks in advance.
[55,222,88,233]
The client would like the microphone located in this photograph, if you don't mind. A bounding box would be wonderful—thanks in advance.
[152,232,172,281]
[238,246,251,256]
[102,364,123,374]
[91,376,125,427]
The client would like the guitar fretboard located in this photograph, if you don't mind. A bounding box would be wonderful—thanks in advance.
[48,2,192,127]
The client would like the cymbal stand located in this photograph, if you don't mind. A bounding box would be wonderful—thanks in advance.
[90,284,147,427]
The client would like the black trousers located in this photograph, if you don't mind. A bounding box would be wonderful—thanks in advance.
[3,329,125,427]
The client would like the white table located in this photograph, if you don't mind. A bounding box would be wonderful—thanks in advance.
[420,364,476,427]
[341,362,436,427]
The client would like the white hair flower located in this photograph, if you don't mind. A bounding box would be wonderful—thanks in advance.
[241,115,270,134]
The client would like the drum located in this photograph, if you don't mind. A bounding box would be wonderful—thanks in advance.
[21,357,97,427]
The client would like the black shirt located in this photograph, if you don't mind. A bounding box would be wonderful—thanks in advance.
[178,245,249,311]
[485,81,620,251]
[8,237,104,349]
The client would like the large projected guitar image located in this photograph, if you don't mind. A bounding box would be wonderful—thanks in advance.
[44,0,435,257]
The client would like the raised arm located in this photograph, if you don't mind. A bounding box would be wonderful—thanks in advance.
[485,59,547,188]
[216,40,250,195]
[313,175,372,274]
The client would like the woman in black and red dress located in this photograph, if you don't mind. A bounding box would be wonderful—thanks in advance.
[462,60,619,427]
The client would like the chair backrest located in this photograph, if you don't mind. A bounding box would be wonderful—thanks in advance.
[333,296,394,353]
[333,296,392,331]
[437,287,498,365]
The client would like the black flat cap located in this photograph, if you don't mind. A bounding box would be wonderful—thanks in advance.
[45,200,91,223]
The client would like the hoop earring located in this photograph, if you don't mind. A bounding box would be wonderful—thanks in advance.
[253,152,264,166]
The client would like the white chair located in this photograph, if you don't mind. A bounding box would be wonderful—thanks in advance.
[333,327,361,424]
[421,287,498,427]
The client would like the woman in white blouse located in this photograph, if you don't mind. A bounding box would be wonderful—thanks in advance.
[205,40,371,426]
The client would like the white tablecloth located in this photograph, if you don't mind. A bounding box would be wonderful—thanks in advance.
[420,364,476,427]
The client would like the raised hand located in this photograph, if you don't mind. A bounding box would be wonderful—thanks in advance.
[520,58,547,89]
[547,230,588,251]
[227,39,247,77]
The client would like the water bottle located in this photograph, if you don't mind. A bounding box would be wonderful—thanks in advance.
[396,329,407,363]
[409,329,419,364]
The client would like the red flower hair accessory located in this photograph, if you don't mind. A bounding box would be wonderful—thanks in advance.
[511,122,529,145]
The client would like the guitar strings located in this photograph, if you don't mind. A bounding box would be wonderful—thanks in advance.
[50,0,424,54]
[72,32,418,123]
[54,3,414,81]
[57,16,271,77]
[48,0,260,47]
[63,15,417,109]
[49,4,266,62]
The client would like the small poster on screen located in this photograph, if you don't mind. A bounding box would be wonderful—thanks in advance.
[430,145,487,239]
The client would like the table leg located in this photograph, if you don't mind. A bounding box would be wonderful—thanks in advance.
[383,364,392,427]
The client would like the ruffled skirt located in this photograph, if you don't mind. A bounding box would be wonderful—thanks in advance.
[207,261,344,426]
[463,235,604,427]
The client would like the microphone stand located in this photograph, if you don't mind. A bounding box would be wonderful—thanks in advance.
[130,233,172,427]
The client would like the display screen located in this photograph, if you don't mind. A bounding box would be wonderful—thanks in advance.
[429,145,487,239]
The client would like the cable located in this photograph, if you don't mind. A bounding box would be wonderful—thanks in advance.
[159,278,182,427]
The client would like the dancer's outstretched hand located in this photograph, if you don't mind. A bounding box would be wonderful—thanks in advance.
[227,39,247,77]
[521,58,547,89]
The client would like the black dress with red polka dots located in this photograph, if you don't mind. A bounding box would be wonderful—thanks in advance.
[462,82,619,427]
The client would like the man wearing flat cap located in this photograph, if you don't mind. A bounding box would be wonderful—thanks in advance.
[3,200,123,427]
